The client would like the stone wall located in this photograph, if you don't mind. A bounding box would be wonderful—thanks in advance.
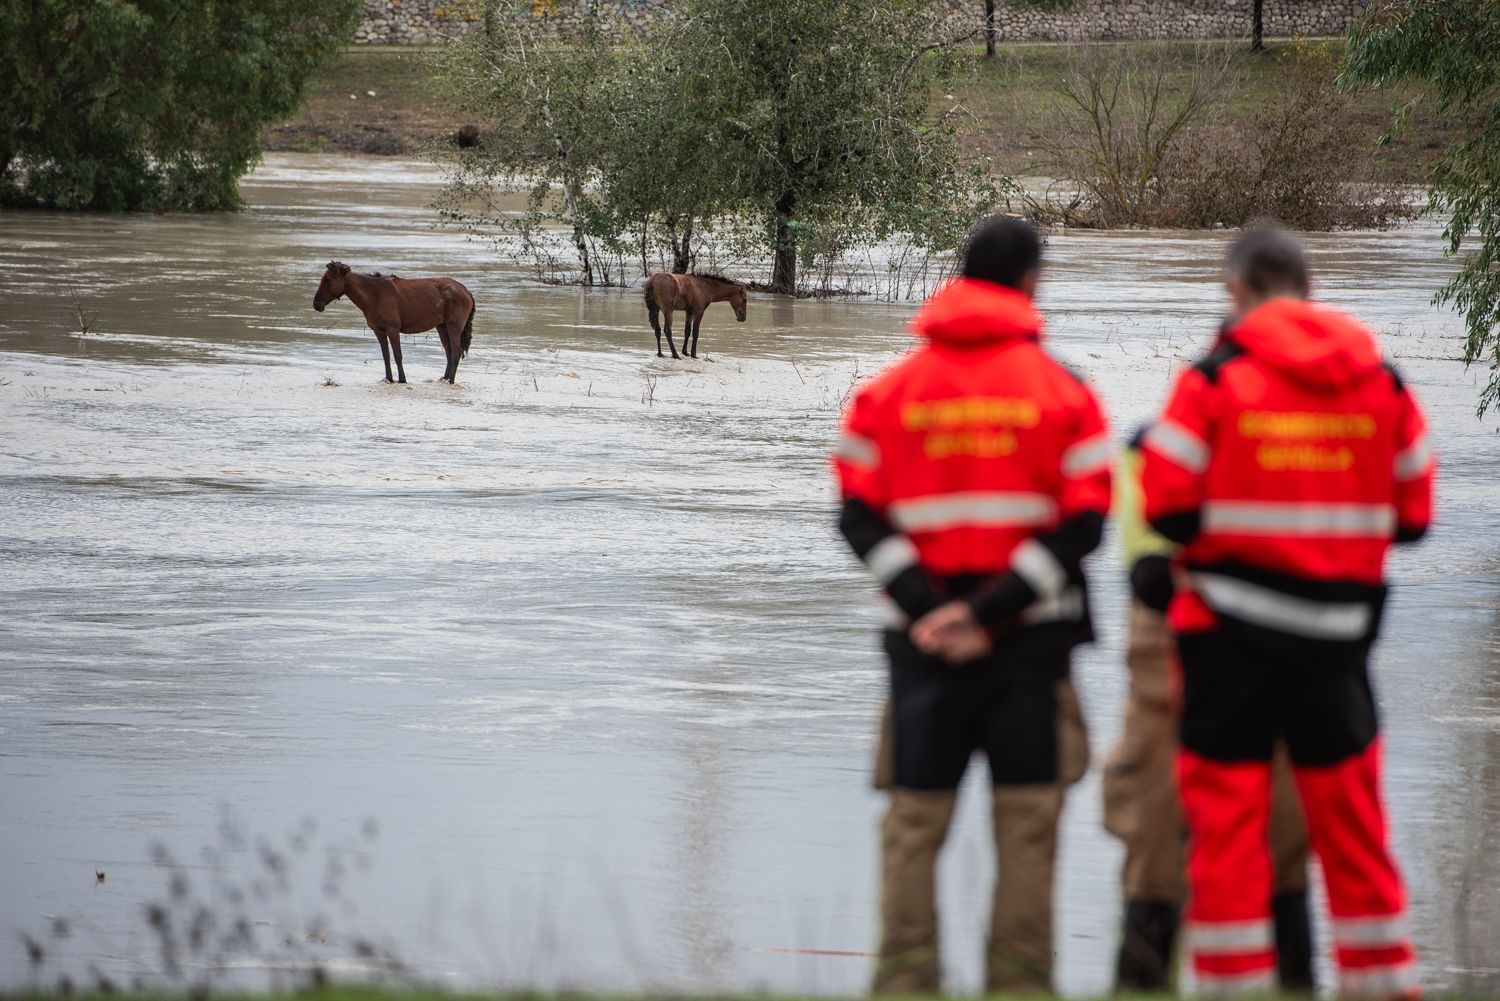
[974,0,1367,41]
[353,0,667,45]
[354,0,1366,46]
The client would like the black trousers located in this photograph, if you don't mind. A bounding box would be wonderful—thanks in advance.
[1177,628,1379,766]
[885,630,1069,790]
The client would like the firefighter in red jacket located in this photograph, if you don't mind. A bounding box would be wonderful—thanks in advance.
[1141,227,1432,997]
[833,216,1110,994]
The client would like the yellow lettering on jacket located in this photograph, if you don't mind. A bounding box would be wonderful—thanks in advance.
[1239,410,1372,472]
[1255,444,1356,472]
[924,430,1020,459]
[1238,411,1376,440]
[901,396,1037,461]
[901,396,1041,432]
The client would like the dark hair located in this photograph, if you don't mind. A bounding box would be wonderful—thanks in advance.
[961,215,1041,290]
[1226,225,1309,298]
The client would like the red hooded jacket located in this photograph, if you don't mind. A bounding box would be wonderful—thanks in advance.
[834,278,1111,639]
[1142,297,1434,644]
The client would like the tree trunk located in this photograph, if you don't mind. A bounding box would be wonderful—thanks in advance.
[985,0,997,58]
[670,214,694,273]
[1251,0,1264,52]
[771,192,797,294]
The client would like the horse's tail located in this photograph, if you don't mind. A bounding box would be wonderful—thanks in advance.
[461,303,474,357]
[644,279,659,323]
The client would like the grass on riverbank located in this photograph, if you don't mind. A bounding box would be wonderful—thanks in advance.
[956,39,1453,182]
[264,39,1454,186]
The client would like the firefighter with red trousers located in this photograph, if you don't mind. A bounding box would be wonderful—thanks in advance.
[833,216,1110,994]
[1141,227,1432,997]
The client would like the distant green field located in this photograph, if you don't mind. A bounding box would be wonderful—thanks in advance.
[271,39,1450,183]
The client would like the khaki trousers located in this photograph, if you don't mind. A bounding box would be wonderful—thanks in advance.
[872,679,1087,995]
[1101,601,1309,903]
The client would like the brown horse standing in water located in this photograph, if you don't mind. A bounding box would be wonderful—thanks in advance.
[643,273,747,360]
[312,262,476,384]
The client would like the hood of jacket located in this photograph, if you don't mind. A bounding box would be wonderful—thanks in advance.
[1229,297,1383,392]
[909,277,1043,347]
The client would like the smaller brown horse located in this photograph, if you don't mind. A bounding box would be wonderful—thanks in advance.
[643,273,747,360]
[312,262,476,384]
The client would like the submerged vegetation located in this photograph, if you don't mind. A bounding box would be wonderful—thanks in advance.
[1032,41,1414,230]
[432,4,1435,297]
[0,0,361,211]
[436,0,1000,296]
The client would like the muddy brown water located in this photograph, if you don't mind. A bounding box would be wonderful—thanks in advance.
[2,155,1498,994]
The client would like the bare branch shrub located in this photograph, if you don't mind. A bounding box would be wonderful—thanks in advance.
[1040,42,1233,227]
[1156,43,1416,230]
[1040,41,1415,230]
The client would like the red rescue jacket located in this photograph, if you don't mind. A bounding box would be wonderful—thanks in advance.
[834,278,1111,640]
[1142,297,1434,645]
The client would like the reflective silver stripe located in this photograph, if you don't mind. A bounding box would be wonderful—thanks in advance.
[1187,919,1274,955]
[889,492,1057,533]
[1195,967,1277,997]
[1203,501,1396,538]
[1061,432,1112,478]
[1333,914,1411,949]
[1338,960,1419,998]
[1144,419,1210,474]
[1010,538,1068,600]
[879,595,910,629]
[1019,586,1084,624]
[837,432,880,469]
[865,535,919,586]
[1189,572,1373,641]
[1393,435,1431,482]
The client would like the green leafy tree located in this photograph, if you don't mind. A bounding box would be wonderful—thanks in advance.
[0,0,361,211]
[667,0,994,294]
[1341,0,1500,415]
[438,1,627,285]
[442,0,996,295]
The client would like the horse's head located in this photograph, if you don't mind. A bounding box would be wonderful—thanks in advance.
[313,261,352,312]
[729,286,747,322]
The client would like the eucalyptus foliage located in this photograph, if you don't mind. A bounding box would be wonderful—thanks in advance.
[439,0,998,295]
[0,0,361,211]
[438,2,628,286]
[1342,0,1500,416]
[665,0,996,294]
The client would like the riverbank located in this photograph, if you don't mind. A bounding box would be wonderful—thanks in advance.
[261,40,1454,183]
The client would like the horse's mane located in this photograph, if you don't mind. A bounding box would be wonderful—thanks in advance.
[691,272,744,288]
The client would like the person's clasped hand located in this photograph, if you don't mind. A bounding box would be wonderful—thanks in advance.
[911,600,992,665]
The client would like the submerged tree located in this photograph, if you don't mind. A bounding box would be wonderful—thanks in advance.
[439,1,625,285]
[0,0,361,211]
[1341,0,1500,416]
[441,0,996,294]
[662,0,994,294]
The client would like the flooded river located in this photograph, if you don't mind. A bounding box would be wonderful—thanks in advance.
[2,155,1498,995]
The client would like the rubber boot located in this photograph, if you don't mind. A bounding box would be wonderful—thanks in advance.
[987,784,1063,994]
[1273,890,1316,992]
[873,788,957,995]
[1114,899,1179,992]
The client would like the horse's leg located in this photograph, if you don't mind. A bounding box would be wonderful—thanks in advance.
[649,304,665,357]
[437,324,454,383]
[663,308,681,360]
[376,331,395,383]
[444,323,462,384]
[689,312,703,358]
[390,332,407,384]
